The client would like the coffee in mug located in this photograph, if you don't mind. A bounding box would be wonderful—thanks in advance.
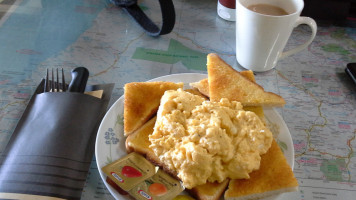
[235,0,317,72]
[247,4,289,16]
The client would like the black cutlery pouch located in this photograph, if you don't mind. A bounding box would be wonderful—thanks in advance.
[0,80,114,200]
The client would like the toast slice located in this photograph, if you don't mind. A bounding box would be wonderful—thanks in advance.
[189,79,210,97]
[123,81,183,136]
[188,180,230,200]
[125,116,156,156]
[224,139,299,200]
[207,53,285,107]
[189,70,255,97]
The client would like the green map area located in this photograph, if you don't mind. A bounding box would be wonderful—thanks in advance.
[132,39,207,71]
[320,159,347,182]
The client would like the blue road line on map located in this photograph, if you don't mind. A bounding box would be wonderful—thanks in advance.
[0,0,105,81]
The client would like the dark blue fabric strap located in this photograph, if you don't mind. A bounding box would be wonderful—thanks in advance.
[111,0,175,36]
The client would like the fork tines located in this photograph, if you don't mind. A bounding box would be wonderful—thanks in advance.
[44,68,66,93]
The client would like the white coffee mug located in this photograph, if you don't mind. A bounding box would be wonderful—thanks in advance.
[235,0,317,72]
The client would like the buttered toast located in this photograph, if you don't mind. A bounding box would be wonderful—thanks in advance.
[125,116,157,157]
[224,140,299,200]
[189,180,230,200]
[207,53,285,107]
[123,81,183,136]
[189,70,256,97]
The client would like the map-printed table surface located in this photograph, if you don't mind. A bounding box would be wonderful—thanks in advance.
[0,0,355,199]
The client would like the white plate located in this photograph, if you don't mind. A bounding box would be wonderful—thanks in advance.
[95,73,294,200]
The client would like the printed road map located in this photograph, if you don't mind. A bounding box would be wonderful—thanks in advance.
[0,0,355,199]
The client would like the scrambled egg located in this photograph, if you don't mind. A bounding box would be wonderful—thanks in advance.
[149,89,273,189]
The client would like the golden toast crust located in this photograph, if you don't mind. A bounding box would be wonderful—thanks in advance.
[123,81,183,136]
[189,79,210,97]
[189,70,255,98]
[207,53,285,107]
[224,140,298,199]
[125,116,156,155]
[188,180,230,200]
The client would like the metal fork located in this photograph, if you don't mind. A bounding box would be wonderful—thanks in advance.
[44,68,66,92]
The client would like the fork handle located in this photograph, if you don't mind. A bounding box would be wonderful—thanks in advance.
[68,67,89,93]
